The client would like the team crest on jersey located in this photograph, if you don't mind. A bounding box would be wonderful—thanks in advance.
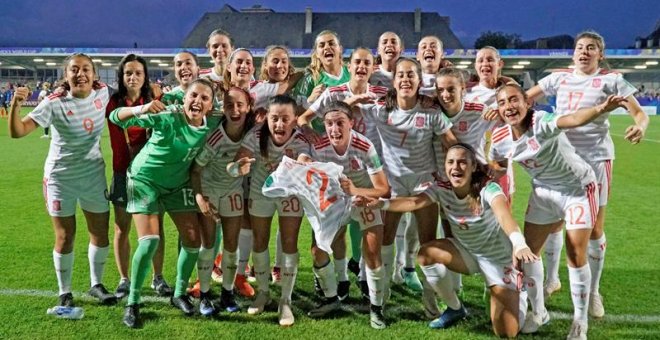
[458,121,468,132]
[94,99,103,110]
[66,110,74,116]
[415,116,426,128]
[457,216,469,230]
[350,157,361,171]
[527,137,540,151]
[592,78,601,88]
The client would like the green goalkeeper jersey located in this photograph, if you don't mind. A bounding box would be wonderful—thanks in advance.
[110,104,210,190]
[161,85,223,129]
[292,65,350,109]
[161,86,185,105]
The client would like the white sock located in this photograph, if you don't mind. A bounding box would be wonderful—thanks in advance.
[197,246,215,293]
[394,217,406,270]
[238,228,252,274]
[334,258,348,282]
[280,252,299,302]
[274,229,283,268]
[221,249,238,291]
[421,263,461,310]
[523,259,546,314]
[404,213,419,269]
[88,244,109,287]
[518,289,529,331]
[358,256,366,281]
[381,244,394,301]
[451,271,463,292]
[588,234,606,294]
[544,231,563,283]
[252,249,270,293]
[365,266,384,306]
[569,264,591,322]
[53,250,74,295]
[313,261,337,298]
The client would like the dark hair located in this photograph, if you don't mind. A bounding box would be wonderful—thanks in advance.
[495,83,534,130]
[224,86,256,135]
[447,143,488,211]
[114,54,152,103]
[61,53,97,92]
[321,101,353,120]
[175,50,199,66]
[384,57,423,112]
[375,31,404,65]
[259,94,298,158]
[187,78,216,103]
[436,67,466,86]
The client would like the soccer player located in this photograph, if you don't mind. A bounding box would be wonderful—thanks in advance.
[490,84,627,339]
[304,101,390,329]
[199,29,234,88]
[105,54,172,299]
[292,30,350,109]
[364,143,537,337]
[526,32,648,319]
[190,87,256,311]
[227,94,311,327]
[255,45,303,110]
[416,35,453,97]
[349,57,458,315]
[37,82,51,138]
[8,53,117,307]
[370,31,404,89]
[161,51,200,105]
[110,78,215,327]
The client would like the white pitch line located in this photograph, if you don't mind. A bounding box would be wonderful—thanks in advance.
[2,288,660,324]
[611,133,660,143]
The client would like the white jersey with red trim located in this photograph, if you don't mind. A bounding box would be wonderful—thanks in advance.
[249,80,279,110]
[441,101,496,166]
[312,130,384,188]
[424,181,512,264]
[537,68,637,161]
[195,123,244,194]
[419,72,437,97]
[369,65,393,89]
[28,86,110,181]
[465,84,498,108]
[309,82,388,155]
[241,126,311,199]
[489,110,596,191]
[199,67,223,88]
[262,156,352,254]
[363,102,452,177]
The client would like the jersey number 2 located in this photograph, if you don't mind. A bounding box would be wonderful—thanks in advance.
[306,168,338,212]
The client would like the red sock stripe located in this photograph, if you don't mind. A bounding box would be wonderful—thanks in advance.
[605,160,612,200]
[586,182,598,226]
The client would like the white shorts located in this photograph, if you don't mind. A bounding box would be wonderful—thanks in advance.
[43,173,109,217]
[525,182,599,230]
[448,238,522,291]
[207,188,244,218]
[588,160,612,207]
[249,196,303,218]
[346,206,383,231]
[388,173,435,197]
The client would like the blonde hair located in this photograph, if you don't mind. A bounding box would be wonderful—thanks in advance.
[259,45,294,81]
[222,48,253,92]
[308,30,342,82]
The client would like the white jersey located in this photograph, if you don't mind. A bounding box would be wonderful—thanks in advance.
[363,102,452,177]
[424,181,512,264]
[249,80,279,110]
[312,130,383,188]
[489,111,596,191]
[309,82,388,155]
[369,65,393,89]
[195,123,244,194]
[28,87,110,181]
[443,101,496,165]
[419,72,437,97]
[538,68,637,161]
[241,126,311,199]
[199,67,223,87]
[465,84,498,108]
[262,156,352,254]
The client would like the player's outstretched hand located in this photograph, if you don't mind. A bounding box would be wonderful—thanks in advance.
[344,93,377,107]
[513,247,538,270]
[141,100,166,114]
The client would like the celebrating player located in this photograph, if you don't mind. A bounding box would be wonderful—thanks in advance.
[490,83,627,339]
[364,143,537,337]
[110,78,215,327]
[161,51,200,105]
[416,35,453,96]
[526,31,648,318]
[105,54,172,299]
[8,53,116,307]
[200,29,234,87]
[370,31,404,89]
[227,94,311,327]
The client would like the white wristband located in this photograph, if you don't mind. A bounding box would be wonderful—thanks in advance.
[509,231,528,253]
[131,105,144,117]
[227,162,240,177]
[379,198,390,210]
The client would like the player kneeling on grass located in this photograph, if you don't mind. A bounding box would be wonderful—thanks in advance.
[361,144,537,338]
[300,102,390,329]
[110,78,216,328]
[8,53,117,308]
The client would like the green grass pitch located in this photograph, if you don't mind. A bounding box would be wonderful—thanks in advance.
[0,111,659,339]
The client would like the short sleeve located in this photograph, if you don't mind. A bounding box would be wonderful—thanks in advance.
[534,110,562,139]
[365,145,383,175]
[538,73,561,97]
[483,182,505,206]
[614,73,637,98]
[27,97,53,127]
[433,111,453,135]
[308,88,332,116]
